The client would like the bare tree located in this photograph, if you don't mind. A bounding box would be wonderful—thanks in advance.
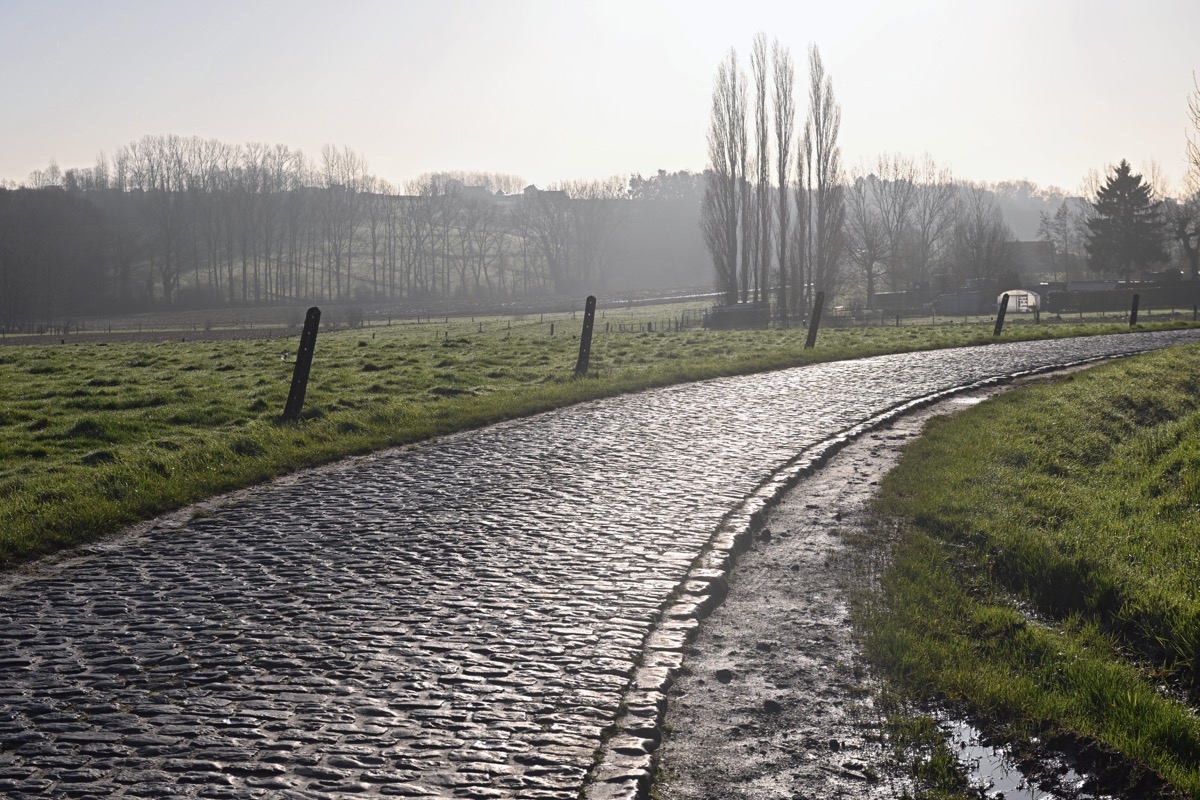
[362,177,390,299]
[792,127,809,317]
[560,177,626,291]
[516,185,573,293]
[751,32,771,304]
[906,155,956,294]
[92,153,110,191]
[403,176,440,297]
[1141,158,1172,203]
[1172,76,1200,279]
[1166,196,1200,281]
[319,144,368,300]
[393,191,427,298]
[952,183,1014,286]
[804,44,845,306]
[844,169,887,307]
[416,174,467,298]
[1166,75,1200,283]
[461,193,508,295]
[190,139,230,299]
[119,134,194,304]
[702,48,747,304]
[1188,72,1200,193]
[259,143,302,302]
[772,39,795,324]
[1038,199,1084,283]
[870,152,917,297]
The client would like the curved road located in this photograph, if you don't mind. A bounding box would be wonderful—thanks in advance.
[2,330,1198,799]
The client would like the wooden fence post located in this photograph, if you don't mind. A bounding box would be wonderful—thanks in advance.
[993,294,1010,337]
[284,306,320,421]
[574,295,597,377]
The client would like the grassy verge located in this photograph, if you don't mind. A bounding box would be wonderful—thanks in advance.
[1,305,1194,570]
[858,343,1200,797]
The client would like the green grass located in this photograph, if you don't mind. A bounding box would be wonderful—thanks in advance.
[882,711,974,799]
[0,304,1194,571]
[859,343,1200,797]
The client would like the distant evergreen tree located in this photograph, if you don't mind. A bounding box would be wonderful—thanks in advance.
[1085,159,1167,279]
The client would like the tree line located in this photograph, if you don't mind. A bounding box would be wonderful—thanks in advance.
[702,40,1200,318]
[0,136,635,332]
[5,72,1199,332]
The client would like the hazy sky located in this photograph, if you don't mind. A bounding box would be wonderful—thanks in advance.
[2,0,1198,194]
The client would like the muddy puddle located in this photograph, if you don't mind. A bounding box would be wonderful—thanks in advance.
[944,718,1108,799]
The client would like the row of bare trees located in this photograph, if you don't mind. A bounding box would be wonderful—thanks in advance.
[0,136,629,331]
[702,36,846,322]
[701,37,1026,315]
[704,48,1200,314]
[845,155,1018,304]
[841,73,1200,302]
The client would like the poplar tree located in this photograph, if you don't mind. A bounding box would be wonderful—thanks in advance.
[772,40,794,325]
[701,49,747,305]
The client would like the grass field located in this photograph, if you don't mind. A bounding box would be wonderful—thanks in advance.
[860,343,1200,797]
[1,302,1196,571]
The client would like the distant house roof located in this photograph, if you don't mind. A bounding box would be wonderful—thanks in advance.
[523,185,568,201]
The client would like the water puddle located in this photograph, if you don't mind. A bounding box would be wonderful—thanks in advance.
[944,719,1111,799]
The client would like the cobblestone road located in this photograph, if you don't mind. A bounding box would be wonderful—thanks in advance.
[3,331,1199,799]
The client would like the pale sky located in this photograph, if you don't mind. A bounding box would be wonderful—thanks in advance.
[2,0,1197,194]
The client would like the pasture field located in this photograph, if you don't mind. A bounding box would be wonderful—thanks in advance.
[861,343,1200,797]
[0,302,1194,570]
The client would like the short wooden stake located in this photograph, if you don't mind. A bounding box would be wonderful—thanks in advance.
[284,306,320,421]
[993,294,1010,336]
[574,295,597,377]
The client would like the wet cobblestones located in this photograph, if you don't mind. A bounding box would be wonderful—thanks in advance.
[3,331,1199,798]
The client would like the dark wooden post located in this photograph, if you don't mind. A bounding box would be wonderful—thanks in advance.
[1130,293,1140,326]
[574,295,597,377]
[804,291,825,350]
[993,293,1010,337]
[283,306,320,421]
